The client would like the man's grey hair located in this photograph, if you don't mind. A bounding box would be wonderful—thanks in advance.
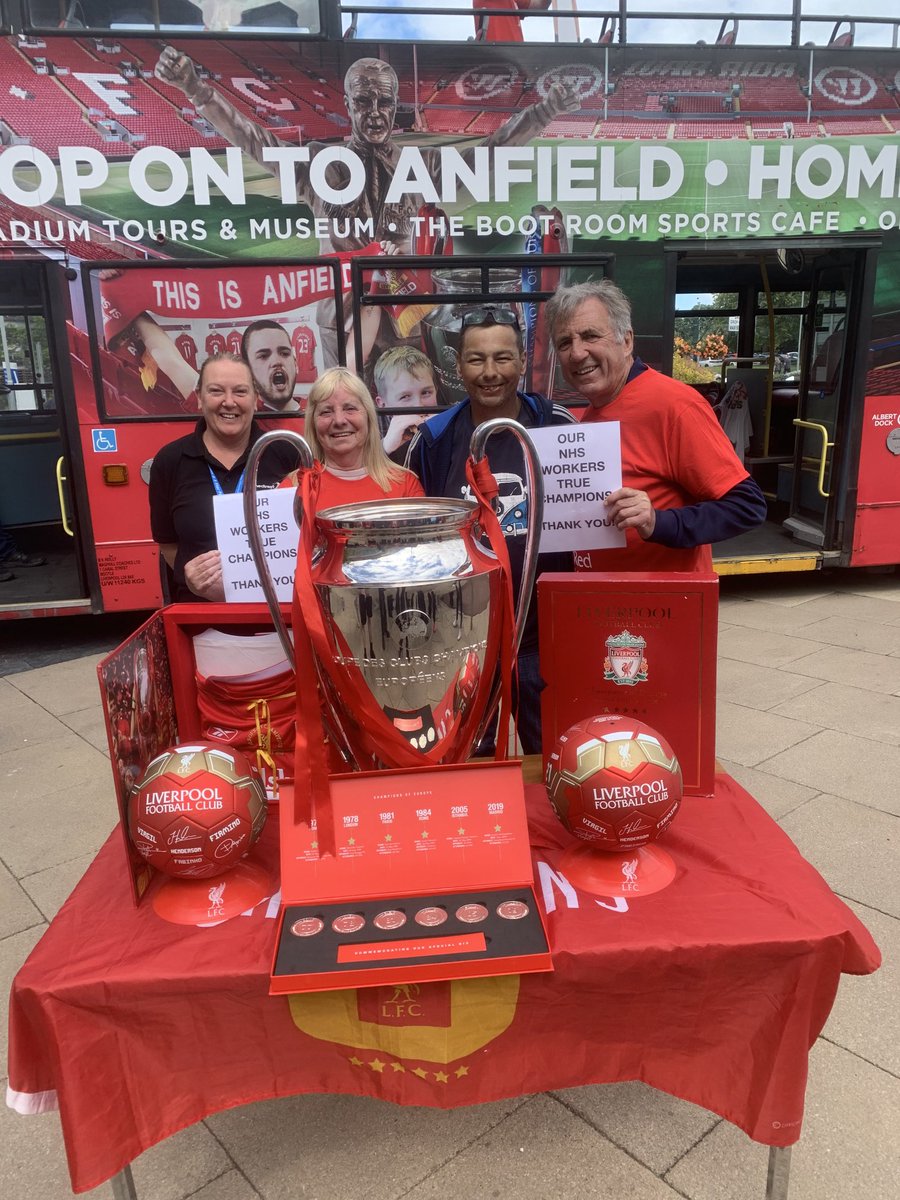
[545,280,633,344]
[344,57,399,96]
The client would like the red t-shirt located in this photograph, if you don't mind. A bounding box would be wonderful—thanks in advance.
[279,466,424,508]
[473,0,524,43]
[577,367,749,572]
[292,325,318,382]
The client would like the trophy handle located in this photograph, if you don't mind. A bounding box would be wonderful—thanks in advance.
[243,430,314,663]
[469,417,544,655]
[470,418,544,754]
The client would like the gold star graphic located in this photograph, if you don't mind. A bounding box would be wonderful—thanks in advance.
[369,1058,386,1073]
[494,824,502,833]
[348,1056,364,1067]
[457,827,465,836]
[421,830,429,839]
[390,1062,405,1073]
[434,1071,449,1083]
[311,840,318,849]
[412,1066,428,1079]
[348,836,356,846]
[454,1065,469,1078]
[385,834,392,842]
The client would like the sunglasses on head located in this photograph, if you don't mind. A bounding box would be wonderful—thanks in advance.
[460,306,521,332]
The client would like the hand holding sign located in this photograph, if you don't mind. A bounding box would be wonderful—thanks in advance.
[604,487,657,540]
[528,422,626,553]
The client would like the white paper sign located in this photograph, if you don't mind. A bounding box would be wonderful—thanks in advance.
[213,487,299,603]
[529,422,626,553]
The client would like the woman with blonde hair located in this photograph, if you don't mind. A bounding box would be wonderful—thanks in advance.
[281,367,423,504]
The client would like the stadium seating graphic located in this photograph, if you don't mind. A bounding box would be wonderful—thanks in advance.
[3,37,900,167]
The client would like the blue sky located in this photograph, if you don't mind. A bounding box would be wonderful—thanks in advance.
[347,1,899,48]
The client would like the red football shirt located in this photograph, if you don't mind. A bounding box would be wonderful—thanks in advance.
[577,367,749,572]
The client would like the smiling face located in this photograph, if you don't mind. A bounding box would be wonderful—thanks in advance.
[313,384,369,470]
[198,358,255,447]
[244,326,298,411]
[376,367,438,411]
[345,70,397,146]
[458,324,526,425]
[553,297,635,409]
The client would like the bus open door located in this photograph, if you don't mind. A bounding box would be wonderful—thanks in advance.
[0,261,95,620]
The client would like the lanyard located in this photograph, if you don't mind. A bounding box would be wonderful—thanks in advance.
[208,465,245,496]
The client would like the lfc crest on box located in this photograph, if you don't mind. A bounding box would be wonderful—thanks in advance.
[603,631,648,686]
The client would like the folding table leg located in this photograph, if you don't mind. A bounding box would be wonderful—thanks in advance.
[110,1164,138,1200]
[766,1145,792,1200]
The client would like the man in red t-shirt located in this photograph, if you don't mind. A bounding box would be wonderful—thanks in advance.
[545,280,766,572]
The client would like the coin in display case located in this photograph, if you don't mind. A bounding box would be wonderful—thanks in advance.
[455,902,489,924]
[373,909,407,931]
[497,900,529,920]
[331,913,366,934]
[290,916,324,937]
[415,906,448,927]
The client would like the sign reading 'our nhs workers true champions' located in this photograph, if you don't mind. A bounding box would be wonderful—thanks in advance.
[529,422,625,554]
[213,488,298,603]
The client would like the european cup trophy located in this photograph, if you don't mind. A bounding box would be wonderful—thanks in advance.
[243,420,543,771]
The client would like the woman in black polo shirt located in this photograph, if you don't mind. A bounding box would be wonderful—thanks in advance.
[149,353,297,601]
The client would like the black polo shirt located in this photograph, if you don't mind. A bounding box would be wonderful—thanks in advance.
[149,419,298,602]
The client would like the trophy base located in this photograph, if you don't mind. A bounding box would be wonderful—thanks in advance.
[151,857,273,926]
[559,841,677,900]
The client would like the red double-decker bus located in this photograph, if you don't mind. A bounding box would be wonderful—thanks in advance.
[1,2,899,618]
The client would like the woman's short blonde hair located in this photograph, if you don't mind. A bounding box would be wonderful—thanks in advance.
[305,367,408,492]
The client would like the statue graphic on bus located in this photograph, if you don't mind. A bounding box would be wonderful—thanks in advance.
[154,47,581,374]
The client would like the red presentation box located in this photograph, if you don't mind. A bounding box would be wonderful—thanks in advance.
[272,759,552,994]
[538,573,718,796]
[98,604,291,905]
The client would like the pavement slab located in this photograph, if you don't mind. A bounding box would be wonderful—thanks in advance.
[716,658,823,712]
[821,899,899,1076]
[761,731,900,815]
[401,1094,683,1200]
[19,853,97,923]
[666,1039,899,1200]
[715,699,819,767]
[714,762,819,820]
[717,625,826,668]
[768,680,900,745]
[206,1092,526,1200]
[550,1080,720,1175]
[6,657,107,718]
[785,643,900,695]
[0,861,43,939]
[778,794,900,918]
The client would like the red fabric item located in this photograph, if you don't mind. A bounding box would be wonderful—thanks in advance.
[291,324,318,382]
[577,368,750,572]
[7,775,879,1194]
[278,467,424,505]
[195,668,296,780]
[473,0,524,42]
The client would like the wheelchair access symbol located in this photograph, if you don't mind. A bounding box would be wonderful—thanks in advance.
[92,428,117,453]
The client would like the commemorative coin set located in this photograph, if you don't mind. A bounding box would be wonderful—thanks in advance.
[273,888,544,990]
[271,759,553,994]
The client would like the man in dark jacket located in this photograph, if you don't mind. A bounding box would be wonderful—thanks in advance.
[401,307,574,754]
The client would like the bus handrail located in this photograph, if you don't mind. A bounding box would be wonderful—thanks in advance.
[55,456,74,537]
[792,420,833,499]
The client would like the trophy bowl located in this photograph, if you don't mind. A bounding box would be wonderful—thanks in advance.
[309,495,502,766]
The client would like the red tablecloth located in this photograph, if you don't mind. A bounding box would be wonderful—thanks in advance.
[7,775,879,1194]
